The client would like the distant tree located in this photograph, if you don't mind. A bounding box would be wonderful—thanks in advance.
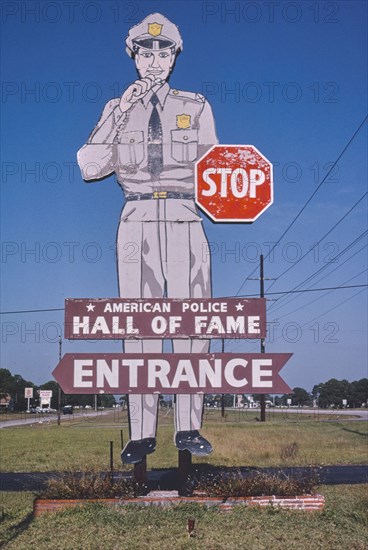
[99,395,116,408]
[349,378,368,408]
[291,387,312,406]
[0,369,14,398]
[279,394,291,406]
[274,395,284,407]
[64,394,94,407]
[0,369,36,410]
[318,378,351,408]
[311,384,323,400]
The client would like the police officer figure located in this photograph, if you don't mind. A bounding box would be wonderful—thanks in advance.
[78,13,218,463]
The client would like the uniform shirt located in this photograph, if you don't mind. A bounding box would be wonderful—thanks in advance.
[77,82,218,221]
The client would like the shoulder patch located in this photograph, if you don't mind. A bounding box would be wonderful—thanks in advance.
[195,93,205,103]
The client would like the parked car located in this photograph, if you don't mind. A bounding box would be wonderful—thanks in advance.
[39,407,54,413]
[62,405,73,415]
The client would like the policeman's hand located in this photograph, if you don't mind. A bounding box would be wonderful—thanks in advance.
[119,75,162,113]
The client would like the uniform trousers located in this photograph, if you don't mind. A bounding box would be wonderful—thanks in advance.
[117,213,211,440]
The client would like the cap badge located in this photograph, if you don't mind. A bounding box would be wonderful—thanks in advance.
[148,23,163,37]
[177,114,191,129]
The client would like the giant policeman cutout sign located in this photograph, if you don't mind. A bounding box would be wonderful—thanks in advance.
[77,13,216,464]
[54,13,288,466]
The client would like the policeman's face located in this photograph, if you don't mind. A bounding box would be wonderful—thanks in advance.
[135,47,175,82]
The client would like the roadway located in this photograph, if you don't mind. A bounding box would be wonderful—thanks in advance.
[0,409,112,429]
[1,406,367,429]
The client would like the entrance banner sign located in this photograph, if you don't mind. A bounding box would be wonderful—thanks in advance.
[65,298,266,340]
[53,352,292,395]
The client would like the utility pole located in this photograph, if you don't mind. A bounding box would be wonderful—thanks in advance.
[221,338,225,418]
[57,336,62,426]
[248,254,276,420]
[259,254,266,422]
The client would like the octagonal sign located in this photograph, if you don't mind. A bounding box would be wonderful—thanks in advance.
[195,145,273,222]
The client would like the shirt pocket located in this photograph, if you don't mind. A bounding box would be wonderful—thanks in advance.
[117,131,145,166]
[171,129,198,162]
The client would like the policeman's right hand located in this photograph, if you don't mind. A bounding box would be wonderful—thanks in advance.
[119,75,162,113]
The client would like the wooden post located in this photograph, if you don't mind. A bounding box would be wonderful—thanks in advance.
[57,337,62,426]
[178,450,192,496]
[260,254,266,422]
[221,338,225,418]
[109,441,114,485]
[133,457,147,484]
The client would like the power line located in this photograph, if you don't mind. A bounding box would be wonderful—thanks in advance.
[267,231,367,314]
[268,242,368,316]
[265,191,368,293]
[235,115,368,296]
[299,288,367,327]
[1,284,367,316]
[222,286,367,355]
[0,308,64,315]
[265,284,367,296]
[218,246,367,355]
[268,269,368,323]
[216,268,368,355]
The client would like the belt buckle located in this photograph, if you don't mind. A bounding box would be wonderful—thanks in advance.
[153,191,167,199]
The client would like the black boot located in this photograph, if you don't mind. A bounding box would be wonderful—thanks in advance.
[121,437,156,464]
[175,430,213,456]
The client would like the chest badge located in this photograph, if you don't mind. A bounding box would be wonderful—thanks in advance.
[177,114,191,129]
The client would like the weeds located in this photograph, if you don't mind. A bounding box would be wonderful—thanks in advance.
[280,441,299,460]
[195,469,318,498]
[41,469,145,499]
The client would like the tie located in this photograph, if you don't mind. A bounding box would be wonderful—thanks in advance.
[147,94,163,178]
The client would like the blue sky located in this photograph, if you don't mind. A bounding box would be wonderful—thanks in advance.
[1,0,367,392]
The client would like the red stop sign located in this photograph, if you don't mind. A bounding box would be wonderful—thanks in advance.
[195,145,273,222]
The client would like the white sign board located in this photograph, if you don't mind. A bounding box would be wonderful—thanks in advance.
[39,390,53,399]
[24,387,33,398]
[39,390,53,407]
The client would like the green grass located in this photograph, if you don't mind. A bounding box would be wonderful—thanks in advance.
[0,485,367,549]
[1,412,367,472]
[1,413,367,548]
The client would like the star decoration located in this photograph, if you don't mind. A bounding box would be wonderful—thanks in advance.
[235,303,244,311]
[86,303,95,312]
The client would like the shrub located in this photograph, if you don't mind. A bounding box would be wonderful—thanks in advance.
[41,469,146,499]
[195,469,318,498]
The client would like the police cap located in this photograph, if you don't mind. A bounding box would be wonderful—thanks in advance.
[126,13,183,58]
